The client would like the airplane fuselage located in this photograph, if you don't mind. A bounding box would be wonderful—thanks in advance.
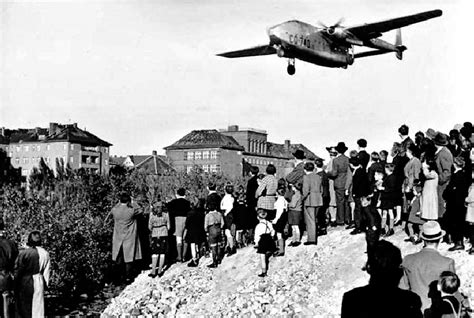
[268,21,353,68]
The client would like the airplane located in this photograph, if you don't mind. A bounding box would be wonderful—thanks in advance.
[217,9,442,75]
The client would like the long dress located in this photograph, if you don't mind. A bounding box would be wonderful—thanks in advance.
[14,246,51,318]
[420,167,439,220]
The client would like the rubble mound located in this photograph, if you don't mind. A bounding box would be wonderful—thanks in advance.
[102,228,474,317]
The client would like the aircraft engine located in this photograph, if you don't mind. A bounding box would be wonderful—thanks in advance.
[327,27,347,40]
[276,46,286,58]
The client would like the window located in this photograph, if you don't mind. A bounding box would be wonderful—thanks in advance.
[187,152,194,161]
[203,164,209,173]
[16,146,20,152]
[9,152,12,157]
[47,145,50,151]
[194,151,202,160]
[63,144,67,150]
[70,144,74,150]
[36,145,41,151]
[21,169,28,176]
[70,157,74,163]
[210,164,220,173]
[202,151,209,159]
[104,148,108,153]
[23,158,29,164]
[186,166,193,173]
[105,159,108,165]
[46,157,50,163]
[210,151,218,159]
[15,158,20,165]
[24,146,29,152]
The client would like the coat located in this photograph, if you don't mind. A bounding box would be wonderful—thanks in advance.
[342,285,422,318]
[404,157,422,191]
[245,176,258,210]
[421,168,439,220]
[435,147,453,186]
[302,172,323,207]
[328,154,350,190]
[443,170,470,223]
[112,203,143,263]
[352,167,370,198]
[317,170,330,204]
[357,150,370,170]
[399,248,456,311]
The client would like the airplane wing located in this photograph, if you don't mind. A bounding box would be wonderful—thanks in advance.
[217,45,276,58]
[345,9,442,39]
[354,49,391,59]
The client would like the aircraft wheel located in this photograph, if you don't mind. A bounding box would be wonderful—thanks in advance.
[287,65,295,75]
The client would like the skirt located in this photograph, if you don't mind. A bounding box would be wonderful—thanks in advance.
[257,233,276,254]
[288,209,303,225]
[151,236,168,255]
[273,212,288,233]
[174,216,186,237]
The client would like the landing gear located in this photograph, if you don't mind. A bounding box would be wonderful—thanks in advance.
[287,58,295,75]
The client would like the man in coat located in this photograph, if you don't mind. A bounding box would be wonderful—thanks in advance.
[245,166,259,235]
[315,158,330,236]
[443,157,470,251]
[327,142,351,226]
[433,132,454,218]
[356,139,370,170]
[349,157,370,235]
[399,124,415,156]
[302,162,323,245]
[111,192,143,284]
[399,221,456,313]
[286,149,306,189]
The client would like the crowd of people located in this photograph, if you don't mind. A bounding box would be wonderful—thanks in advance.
[110,122,474,317]
[0,230,51,317]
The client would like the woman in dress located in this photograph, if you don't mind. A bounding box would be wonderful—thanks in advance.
[14,231,51,318]
[420,159,439,221]
[185,198,206,267]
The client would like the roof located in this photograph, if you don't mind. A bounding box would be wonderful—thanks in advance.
[266,142,319,160]
[109,156,127,166]
[7,124,112,147]
[164,130,244,151]
[135,155,174,175]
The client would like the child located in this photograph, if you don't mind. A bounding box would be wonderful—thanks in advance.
[288,183,303,246]
[431,271,462,318]
[380,164,397,236]
[254,209,276,277]
[204,201,224,268]
[465,169,474,255]
[405,180,424,245]
[233,186,247,248]
[273,187,288,256]
[373,170,384,217]
[221,183,236,256]
[148,202,170,278]
[185,198,206,267]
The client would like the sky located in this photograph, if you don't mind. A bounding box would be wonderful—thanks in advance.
[1,0,473,161]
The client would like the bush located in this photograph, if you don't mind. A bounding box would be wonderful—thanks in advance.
[0,166,243,298]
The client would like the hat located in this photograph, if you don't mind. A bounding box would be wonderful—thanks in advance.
[420,221,445,241]
[454,156,465,168]
[335,142,348,153]
[425,128,437,139]
[314,157,325,164]
[292,149,306,160]
[433,132,448,146]
[326,146,335,152]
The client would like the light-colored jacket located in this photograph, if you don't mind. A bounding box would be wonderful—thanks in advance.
[303,172,323,207]
[111,203,142,262]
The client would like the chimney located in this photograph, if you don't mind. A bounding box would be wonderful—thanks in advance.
[228,125,239,132]
[152,150,157,156]
[0,127,4,137]
[73,123,78,128]
[49,122,58,135]
[284,139,291,152]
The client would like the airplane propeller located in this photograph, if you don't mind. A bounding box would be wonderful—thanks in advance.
[317,17,345,34]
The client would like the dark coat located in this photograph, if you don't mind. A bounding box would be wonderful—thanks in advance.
[435,147,454,186]
[341,285,422,318]
[357,150,370,170]
[368,161,384,185]
[352,167,370,198]
[206,192,222,212]
[317,170,330,204]
[185,208,206,244]
[443,170,470,222]
[245,176,258,210]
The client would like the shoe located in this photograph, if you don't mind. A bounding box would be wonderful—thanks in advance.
[350,229,362,235]
[330,221,338,227]
[346,223,355,230]
[468,248,474,255]
[288,242,296,247]
[385,229,395,237]
[292,241,301,247]
[258,272,267,277]
[318,229,328,236]
[380,229,387,236]
[207,263,218,268]
[304,242,317,246]
[274,251,285,257]
[404,237,412,242]
[148,272,157,278]
[361,264,368,271]
[187,260,198,267]
[448,244,465,252]
[414,238,423,245]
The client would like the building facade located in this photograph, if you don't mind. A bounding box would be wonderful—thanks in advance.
[165,126,318,178]
[1,122,112,181]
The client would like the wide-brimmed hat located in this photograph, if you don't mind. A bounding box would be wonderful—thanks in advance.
[433,132,448,146]
[420,221,446,241]
[425,128,437,139]
[454,156,465,168]
[335,142,348,153]
[292,149,306,160]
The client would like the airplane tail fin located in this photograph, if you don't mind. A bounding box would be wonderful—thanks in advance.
[395,29,406,60]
